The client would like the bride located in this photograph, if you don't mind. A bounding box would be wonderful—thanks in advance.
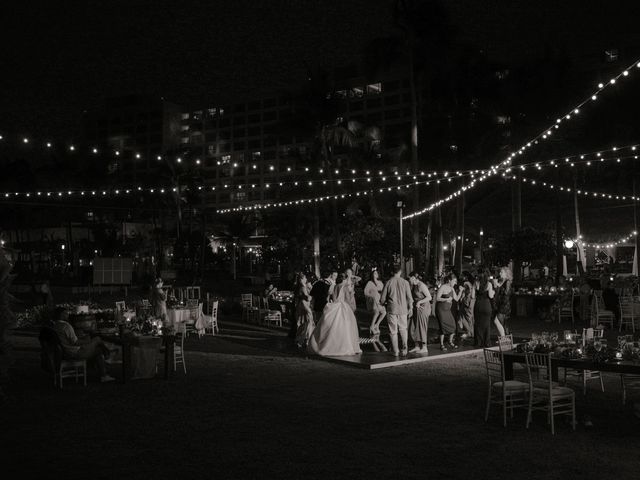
[307,273,362,356]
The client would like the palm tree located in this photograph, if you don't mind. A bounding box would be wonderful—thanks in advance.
[277,68,382,274]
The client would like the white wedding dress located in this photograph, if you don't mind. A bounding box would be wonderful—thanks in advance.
[307,281,362,356]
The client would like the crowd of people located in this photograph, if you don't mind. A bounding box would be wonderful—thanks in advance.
[288,264,514,357]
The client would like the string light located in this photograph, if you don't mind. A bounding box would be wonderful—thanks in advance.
[514,175,637,202]
[504,56,640,164]
[571,229,638,249]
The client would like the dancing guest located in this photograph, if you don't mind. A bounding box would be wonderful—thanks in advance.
[310,271,334,323]
[458,271,476,339]
[364,268,386,335]
[342,268,359,312]
[435,273,461,351]
[578,276,592,326]
[294,272,315,348]
[307,273,362,356]
[602,280,621,326]
[151,278,168,323]
[474,270,495,347]
[409,272,431,354]
[493,266,513,337]
[380,265,413,356]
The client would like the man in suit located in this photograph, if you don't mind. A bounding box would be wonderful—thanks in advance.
[310,271,337,322]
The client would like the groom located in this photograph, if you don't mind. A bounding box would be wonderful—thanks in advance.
[380,265,413,356]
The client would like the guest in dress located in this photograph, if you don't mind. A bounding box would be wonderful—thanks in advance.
[474,270,495,348]
[342,268,359,312]
[310,271,335,323]
[364,268,386,335]
[409,272,431,354]
[578,276,592,326]
[493,266,513,337]
[294,272,315,348]
[458,271,476,340]
[151,278,168,323]
[307,274,362,356]
[435,273,461,351]
[602,280,621,326]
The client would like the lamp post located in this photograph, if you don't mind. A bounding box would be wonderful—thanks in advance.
[397,201,404,272]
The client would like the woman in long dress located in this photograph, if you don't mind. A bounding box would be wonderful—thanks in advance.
[341,268,359,312]
[151,278,168,323]
[294,273,315,348]
[458,272,476,340]
[364,268,386,335]
[493,266,513,337]
[308,276,362,356]
[409,272,431,354]
[435,273,461,351]
[474,270,495,348]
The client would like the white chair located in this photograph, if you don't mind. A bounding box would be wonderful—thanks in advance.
[263,310,283,328]
[483,349,529,427]
[39,329,87,389]
[525,352,576,435]
[203,300,219,335]
[241,293,254,321]
[185,300,199,337]
[619,297,636,332]
[563,328,605,395]
[160,325,187,374]
[497,334,514,352]
[591,291,615,329]
[557,291,575,324]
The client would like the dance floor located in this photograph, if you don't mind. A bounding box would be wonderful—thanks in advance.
[202,320,504,370]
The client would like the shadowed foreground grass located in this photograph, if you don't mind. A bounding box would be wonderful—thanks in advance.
[4,335,640,480]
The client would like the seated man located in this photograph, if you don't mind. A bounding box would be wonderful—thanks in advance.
[263,282,278,300]
[52,307,115,383]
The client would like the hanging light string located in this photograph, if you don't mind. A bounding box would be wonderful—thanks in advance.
[402,168,499,220]
[216,169,496,214]
[1,142,635,201]
[510,169,640,202]
[504,57,640,164]
[571,229,638,249]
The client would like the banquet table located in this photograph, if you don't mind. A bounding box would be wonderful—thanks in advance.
[514,293,560,321]
[101,333,173,382]
[502,350,640,381]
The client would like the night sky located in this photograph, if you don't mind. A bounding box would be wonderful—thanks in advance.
[2,0,640,138]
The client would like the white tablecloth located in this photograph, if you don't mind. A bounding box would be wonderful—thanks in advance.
[167,305,202,330]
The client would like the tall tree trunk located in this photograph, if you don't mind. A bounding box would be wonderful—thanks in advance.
[573,175,587,273]
[511,177,522,282]
[456,188,465,273]
[408,47,422,269]
[555,177,563,282]
[313,204,321,278]
[424,215,432,274]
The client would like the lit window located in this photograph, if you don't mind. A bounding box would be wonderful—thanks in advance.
[181,113,190,120]
[366,83,382,94]
[207,107,217,117]
[496,116,511,125]
[192,110,203,120]
[221,155,231,164]
[252,151,261,159]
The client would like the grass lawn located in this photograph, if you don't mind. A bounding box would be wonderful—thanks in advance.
[3,322,640,480]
